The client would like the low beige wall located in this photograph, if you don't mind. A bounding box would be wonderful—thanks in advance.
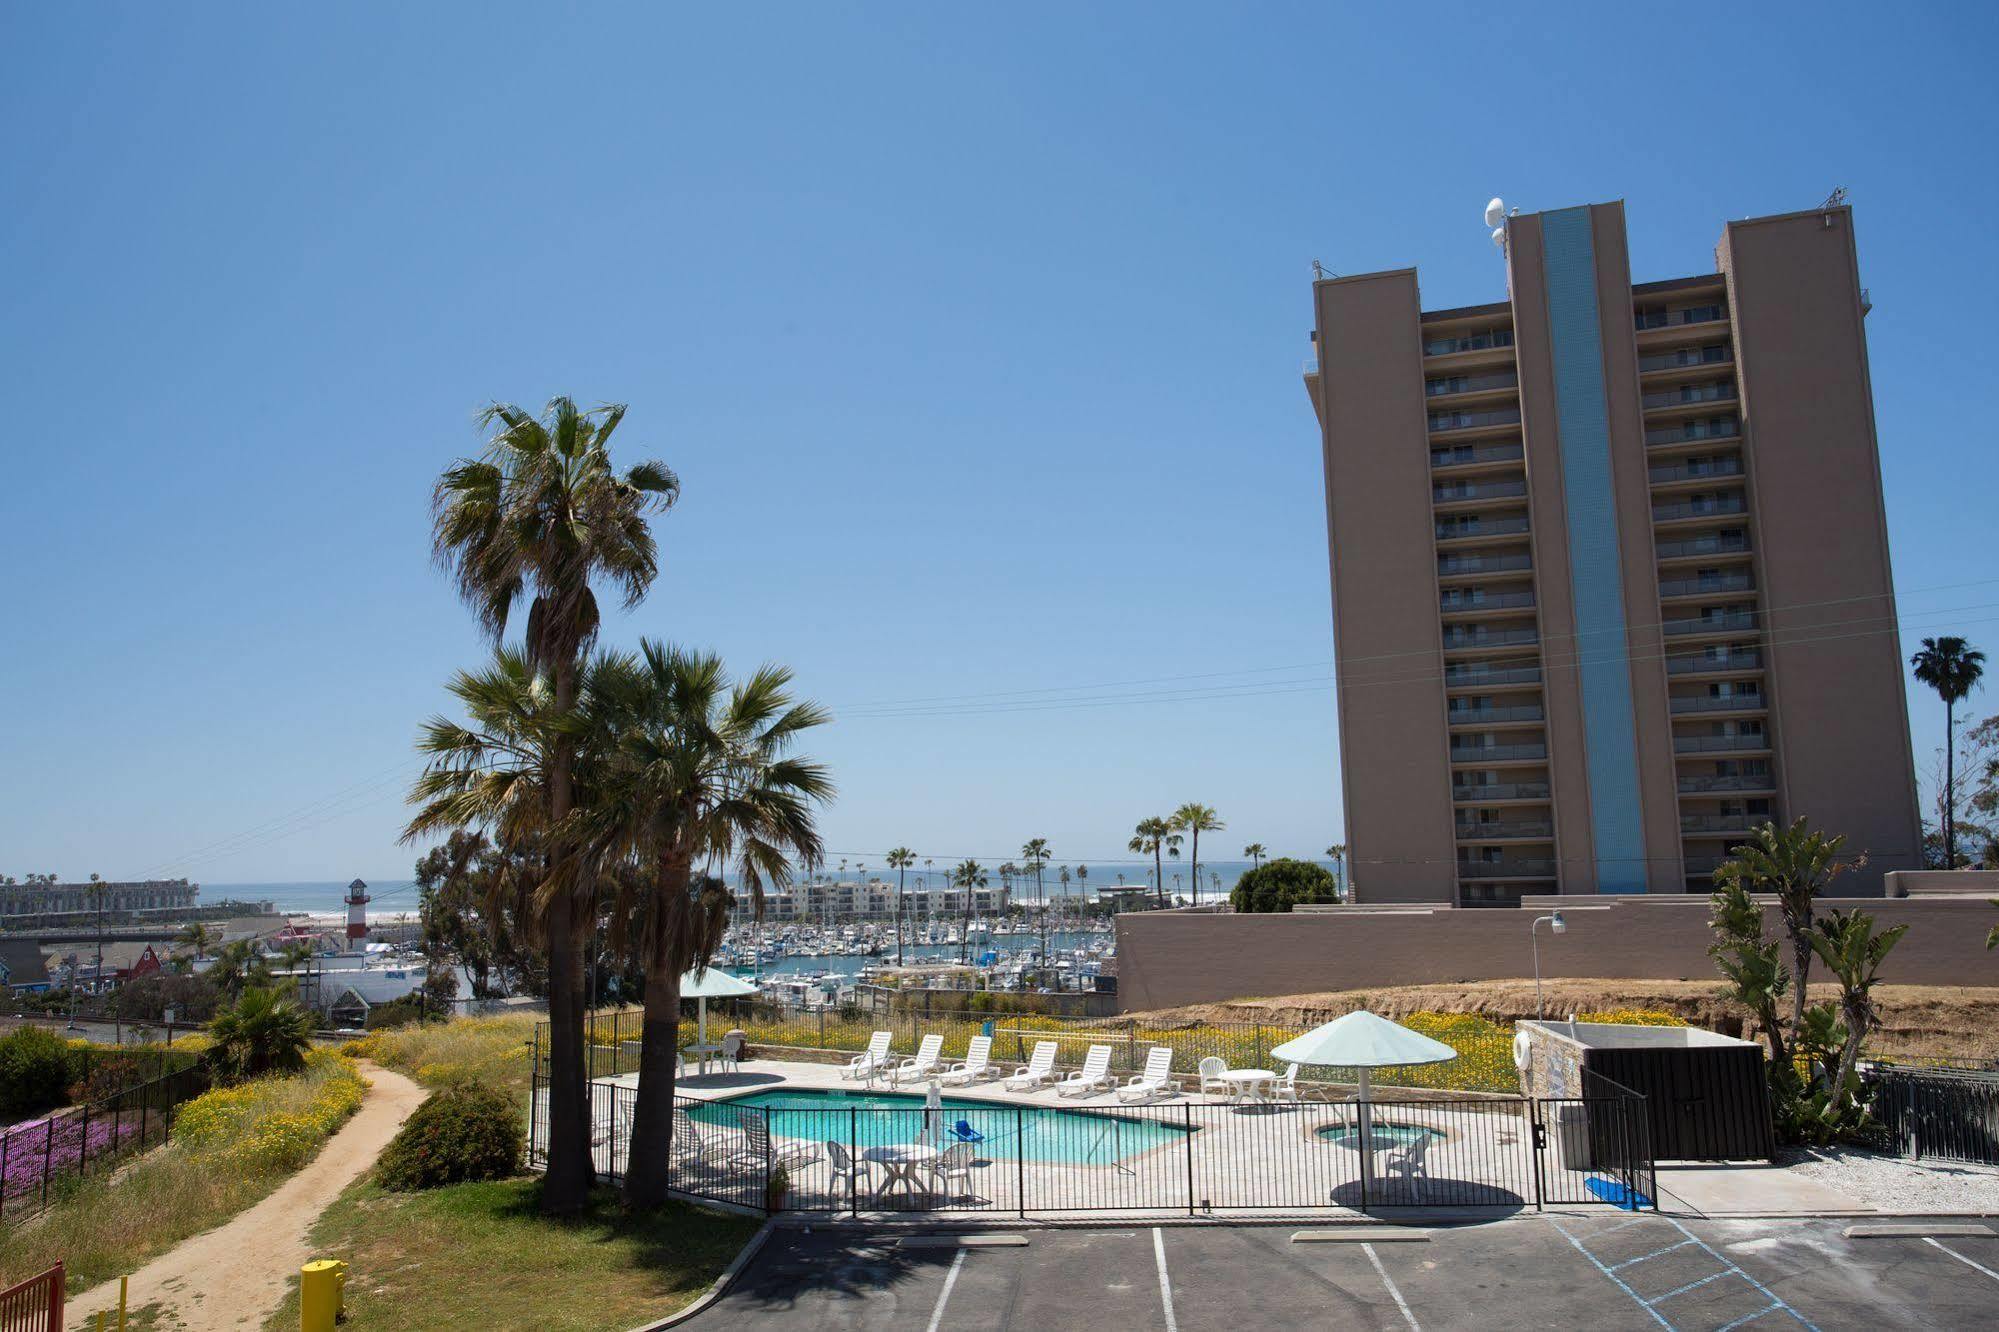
[1113,895,1999,1012]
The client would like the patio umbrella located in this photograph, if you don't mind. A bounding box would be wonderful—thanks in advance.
[680,966,759,1047]
[1269,1010,1457,1197]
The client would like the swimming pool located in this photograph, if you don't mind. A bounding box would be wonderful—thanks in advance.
[684,1088,1188,1165]
[1313,1123,1446,1150]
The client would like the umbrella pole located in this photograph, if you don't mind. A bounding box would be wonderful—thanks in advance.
[1357,1067,1373,1205]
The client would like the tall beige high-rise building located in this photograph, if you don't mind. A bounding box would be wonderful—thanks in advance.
[1305,200,1921,904]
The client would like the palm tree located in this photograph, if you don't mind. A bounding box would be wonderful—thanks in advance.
[429,395,677,1214]
[208,988,313,1081]
[1324,843,1347,900]
[1243,843,1267,870]
[1715,817,1858,1053]
[885,848,916,966]
[177,921,215,961]
[1811,908,1909,1106]
[574,641,832,1207]
[1021,838,1051,979]
[1128,818,1179,909]
[1057,866,1071,933]
[1911,636,1987,868]
[1076,864,1088,914]
[951,860,987,963]
[1170,804,1225,908]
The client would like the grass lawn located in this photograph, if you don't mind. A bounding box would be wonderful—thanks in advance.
[264,1177,761,1332]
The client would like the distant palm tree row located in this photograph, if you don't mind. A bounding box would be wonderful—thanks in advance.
[408,397,834,1214]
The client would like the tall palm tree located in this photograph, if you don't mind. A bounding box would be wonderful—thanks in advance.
[885,848,916,966]
[1243,843,1267,870]
[1324,843,1347,899]
[177,921,215,961]
[1057,866,1071,933]
[1076,863,1088,914]
[574,641,832,1207]
[429,396,677,1213]
[1170,804,1225,908]
[951,860,987,963]
[1911,636,1987,868]
[1021,838,1051,978]
[1128,818,1179,909]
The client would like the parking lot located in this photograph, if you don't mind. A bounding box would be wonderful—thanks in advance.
[689,1214,1999,1330]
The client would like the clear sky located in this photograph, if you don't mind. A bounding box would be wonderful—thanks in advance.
[3,3,1995,886]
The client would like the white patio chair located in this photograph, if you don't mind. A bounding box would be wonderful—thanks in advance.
[1272,1063,1303,1104]
[720,1030,747,1073]
[826,1138,873,1197]
[843,1031,894,1081]
[1117,1046,1178,1103]
[725,1109,820,1171]
[1385,1131,1432,1202]
[1197,1056,1232,1100]
[889,1034,945,1085]
[1055,1044,1115,1098]
[1003,1041,1058,1092]
[940,1035,995,1086]
[929,1142,977,1201]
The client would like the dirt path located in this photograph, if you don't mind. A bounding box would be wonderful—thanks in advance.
[66,1060,427,1331]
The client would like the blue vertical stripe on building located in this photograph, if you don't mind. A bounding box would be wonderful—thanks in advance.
[1540,207,1648,893]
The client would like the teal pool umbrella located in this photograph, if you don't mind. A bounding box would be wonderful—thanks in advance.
[1270,1010,1457,1197]
[681,966,759,1046]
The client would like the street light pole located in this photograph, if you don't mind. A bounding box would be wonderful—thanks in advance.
[1531,911,1567,1020]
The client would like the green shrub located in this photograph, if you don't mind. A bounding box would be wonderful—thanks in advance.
[1229,858,1340,913]
[364,994,433,1031]
[375,1083,523,1190]
[207,989,314,1082]
[0,1026,81,1120]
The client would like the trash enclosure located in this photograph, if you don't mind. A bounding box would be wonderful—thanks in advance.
[1516,1020,1772,1162]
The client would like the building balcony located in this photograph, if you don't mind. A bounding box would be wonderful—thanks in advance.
[1449,741,1548,764]
[1683,855,1729,876]
[1437,515,1530,543]
[1429,406,1523,436]
[1667,651,1763,677]
[1424,328,1515,358]
[1650,457,1744,486]
[1452,780,1552,802]
[1426,370,1519,399]
[1634,303,1728,332]
[1448,703,1545,727]
[1445,663,1543,691]
[1681,814,1762,835]
[1438,550,1533,578]
[1656,533,1751,561]
[1669,692,1766,715]
[1653,495,1748,524]
[1639,344,1733,375]
[1442,625,1539,651]
[1646,417,1741,447]
[1678,773,1777,794]
[1662,612,1758,639]
[1658,571,1755,600]
[1431,441,1525,471]
[1673,731,1771,755]
[1455,821,1554,841]
[1457,859,1558,880]
[1434,478,1527,506]
[1642,382,1739,412]
[1440,590,1536,617]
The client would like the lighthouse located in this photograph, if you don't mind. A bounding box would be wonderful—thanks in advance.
[344,878,371,951]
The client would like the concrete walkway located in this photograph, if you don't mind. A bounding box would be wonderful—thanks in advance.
[66,1061,427,1330]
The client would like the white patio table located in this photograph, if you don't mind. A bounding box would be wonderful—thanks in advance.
[1218,1069,1277,1103]
[863,1144,941,1203]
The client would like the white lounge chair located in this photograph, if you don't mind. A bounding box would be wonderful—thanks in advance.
[1117,1046,1178,1103]
[724,1109,820,1171]
[1055,1044,1115,1098]
[940,1035,995,1086]
[1272,1063,1303,1104]
[1198,1056,1231,1100]
[843,1031,894,1081]
[889,1034,945,1085]
[1003,1041,1059,1092]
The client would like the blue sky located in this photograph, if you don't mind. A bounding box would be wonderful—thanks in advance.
[3,3,1994,885]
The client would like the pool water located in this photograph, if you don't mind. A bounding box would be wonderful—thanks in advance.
[685,1088,1187,1165]
[1313,1123,1447,1150]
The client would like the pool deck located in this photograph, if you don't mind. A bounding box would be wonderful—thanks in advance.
[567,1057,1574,1219]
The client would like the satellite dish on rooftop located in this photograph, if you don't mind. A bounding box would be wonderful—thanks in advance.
[1491,226,1507,249]
[1484,197,1506,228]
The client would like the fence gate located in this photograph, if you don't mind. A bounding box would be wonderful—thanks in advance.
[0,1263,63,1332]
[1867,1063,1999,1166]
[1531,1075,1657,1210]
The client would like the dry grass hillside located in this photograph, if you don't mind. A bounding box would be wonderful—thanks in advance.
[1126,979,1999,1061]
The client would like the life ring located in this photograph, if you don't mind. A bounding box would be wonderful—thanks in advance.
[1512,1030,1533,1067]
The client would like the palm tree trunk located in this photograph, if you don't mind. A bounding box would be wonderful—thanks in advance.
[1944,698,1956,867]
[621,938,684,1209]
[1190,832,1199,907]
[1154,847,1165,909]
[540,658,593,1215]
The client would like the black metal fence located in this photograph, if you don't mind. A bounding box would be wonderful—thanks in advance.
[1866,1062,1999,1166]
[0,1062,210,1224]
[529,1073,1654,1217]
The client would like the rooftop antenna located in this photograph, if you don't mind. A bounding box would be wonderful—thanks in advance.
[1312,259,1337,280]
[1819,185,1848,230]
[1484,196,1509,256]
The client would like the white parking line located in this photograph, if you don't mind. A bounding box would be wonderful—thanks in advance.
[923,1249,966,1332]
[1152,1228,1179,1332]
[1925,1236,1999,1285]
[1362,1242,1420,1331]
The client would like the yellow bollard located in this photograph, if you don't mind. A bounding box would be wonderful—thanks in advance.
[299,1259,347,1332]
[118,1274,129,1331]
